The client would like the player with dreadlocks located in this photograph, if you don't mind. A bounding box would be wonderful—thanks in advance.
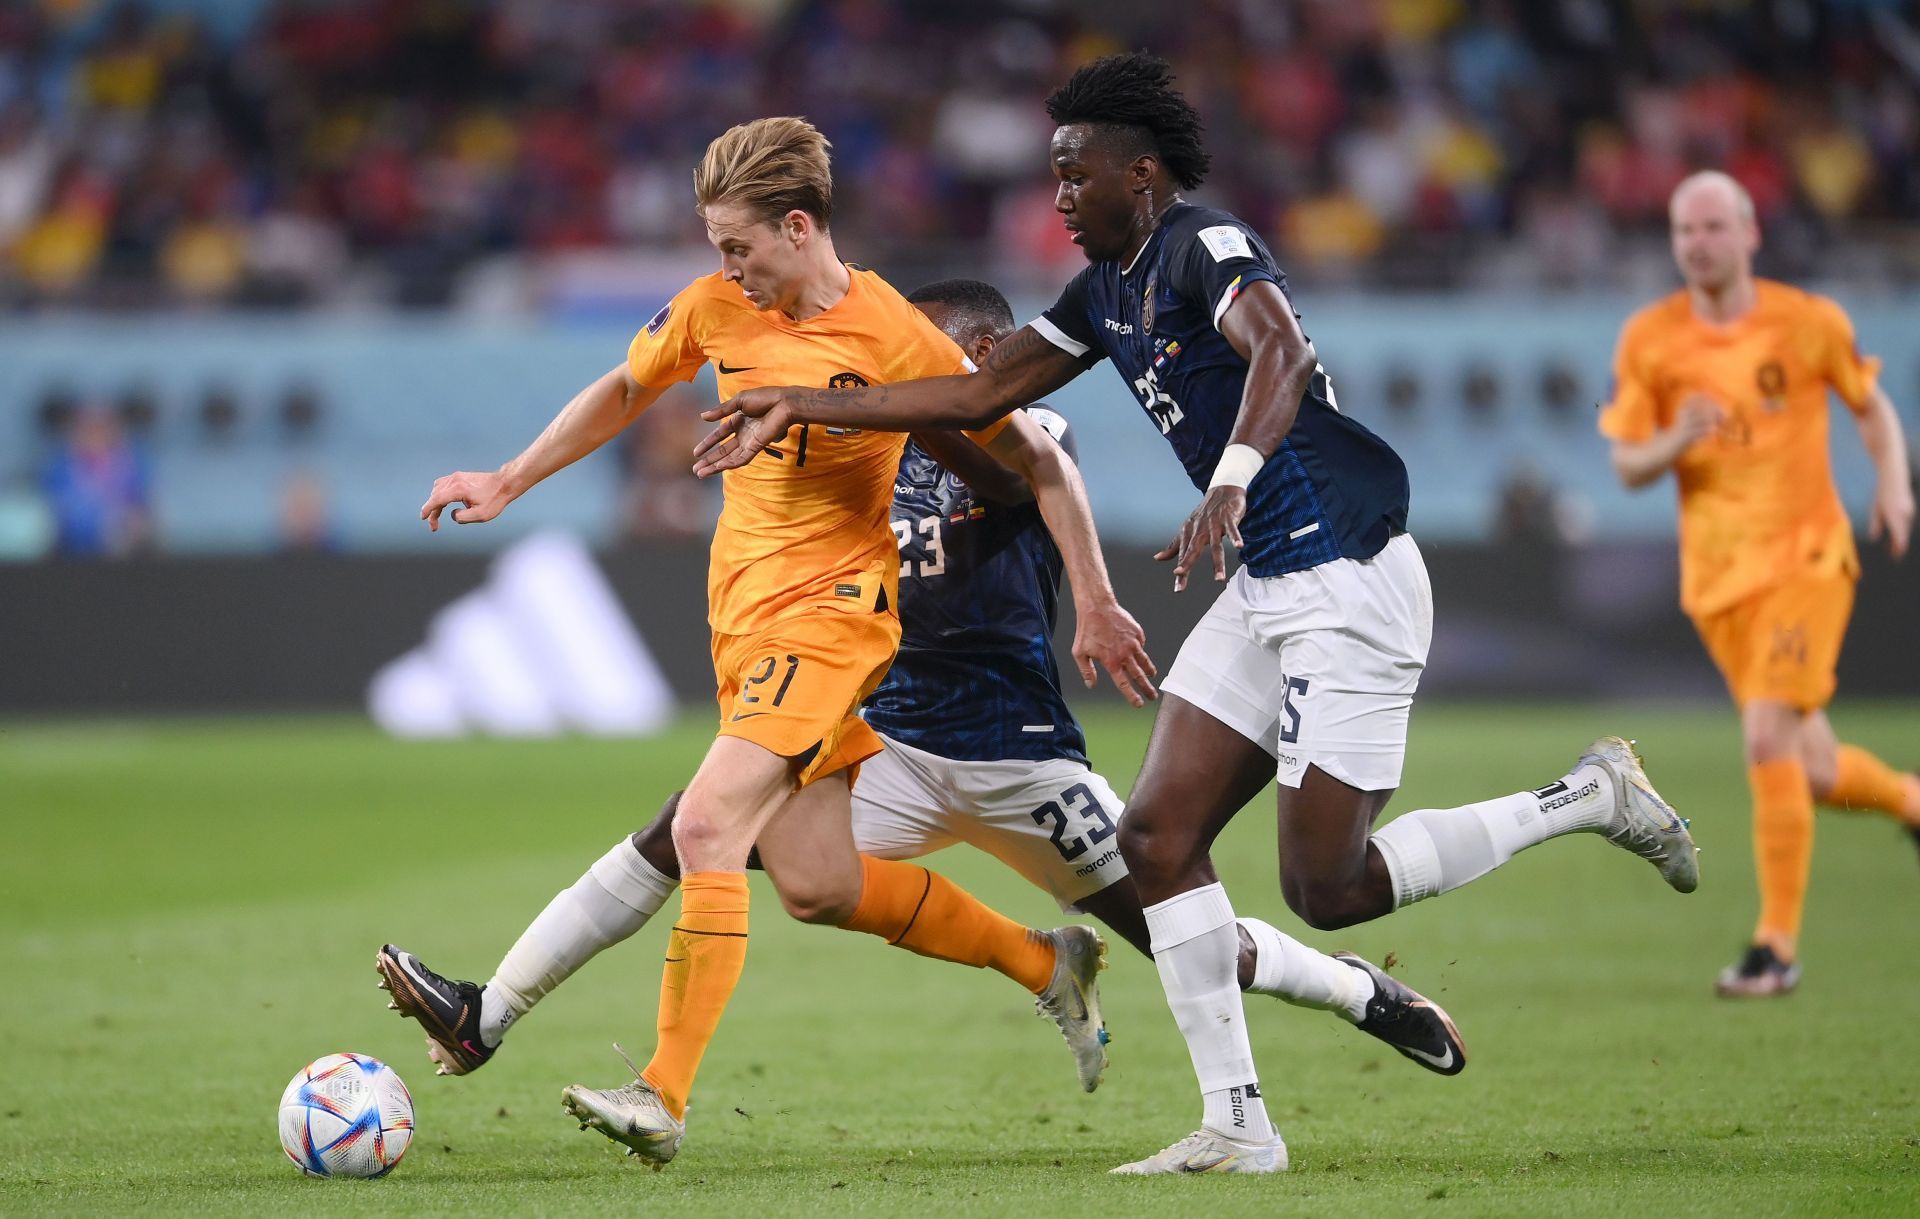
[694,53,1699,1175]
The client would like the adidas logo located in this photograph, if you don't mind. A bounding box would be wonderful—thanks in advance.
[368,532,676,738]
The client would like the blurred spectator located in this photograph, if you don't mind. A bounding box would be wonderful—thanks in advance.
[1489,460,1587,624]
[616,389,721,541]
[1513,179,1610,288]
[1492,462,1584,550]
[116,384,160,435]
[160,197,248,303]
[39,405,153,558]
[0,101,54,249]
[199,384,240,440]
[245,183,350,307]
[11,161,112,297]
[0,0,1917,304]
[1462,362,1501,426]
[278,382,323,442]
[35,385,78,441]
[1283,191,1387,269]
[1538,359,1583,425]
[1383,365,1421,422]
[279,469,336,553]
[1791,106,1876,222]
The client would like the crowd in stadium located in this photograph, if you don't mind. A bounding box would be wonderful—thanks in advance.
[2,0,1917,308]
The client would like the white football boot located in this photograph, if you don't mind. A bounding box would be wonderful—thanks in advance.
[1111,1129,1288,1175]
[1034,925,1110,1092]
[1580,736,1699,893]
[561,1049,684,1169]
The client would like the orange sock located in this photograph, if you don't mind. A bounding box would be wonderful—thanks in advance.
[1750,758,1814,959]
[641,871,749,1120]
[1824,744,1920,824]
[838,855,1056,993]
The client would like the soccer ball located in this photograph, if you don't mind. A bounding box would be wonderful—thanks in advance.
[278,1052,414,1178]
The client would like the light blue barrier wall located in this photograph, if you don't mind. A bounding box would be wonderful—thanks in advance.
[4,296,1914,554]
[1045,293,1917,548]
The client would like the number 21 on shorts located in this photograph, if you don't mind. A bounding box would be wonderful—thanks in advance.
[731,653,800,720]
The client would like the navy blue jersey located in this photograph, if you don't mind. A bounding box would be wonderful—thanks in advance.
[1034,202,1409,577]
[862,410,1088,764]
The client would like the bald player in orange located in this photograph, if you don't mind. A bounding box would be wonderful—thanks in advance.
[385,118,1153,1165]
[1601,170,1918,997]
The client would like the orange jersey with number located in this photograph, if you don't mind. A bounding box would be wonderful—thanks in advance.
[627,267,983,635]
[1598,279,1881,617]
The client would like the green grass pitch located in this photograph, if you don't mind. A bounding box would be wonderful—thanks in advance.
[5,703,1919,1216]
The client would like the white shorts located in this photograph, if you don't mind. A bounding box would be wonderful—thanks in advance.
[1160,532,1432,793]
[851,733,1130,910]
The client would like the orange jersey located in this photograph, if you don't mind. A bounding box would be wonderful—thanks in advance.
[627,267,988,635]
[1598,279,1881,617]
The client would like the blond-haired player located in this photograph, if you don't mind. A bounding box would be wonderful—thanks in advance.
[1601,170,1918,997]
[378,118,1156,1166]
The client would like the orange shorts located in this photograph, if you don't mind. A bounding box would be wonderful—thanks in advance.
[1691,570,1855,710]
[711,601,900,787]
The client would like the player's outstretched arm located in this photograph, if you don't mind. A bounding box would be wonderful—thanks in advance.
[691,326,1088,476]
[1608,394,1722,490]
[1853,384,1914,559]
[982,413,1157,707]
[1156,280,1316,592]
[908,430,1031,505]
[421,366,663,530]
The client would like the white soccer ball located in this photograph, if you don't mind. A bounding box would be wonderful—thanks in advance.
[278,1052,415,1178]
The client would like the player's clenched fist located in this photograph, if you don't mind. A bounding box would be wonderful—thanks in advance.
[1673,394,1724,446]
[421,470,514,531]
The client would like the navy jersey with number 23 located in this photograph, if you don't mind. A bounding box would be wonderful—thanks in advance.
[861,409,1087,765]
[1032,201,1410,578]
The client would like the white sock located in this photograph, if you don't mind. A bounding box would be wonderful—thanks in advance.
[1238,917,1373,1023]
[1146,883,1275,1143]
[1369,763,1614,909]
[480,838,678,1046]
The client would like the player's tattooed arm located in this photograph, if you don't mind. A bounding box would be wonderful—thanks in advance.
[974,324,1095,409]
[910,430,1030,504]
[692,326,1090,476]
[1158,280,1318,590]
[423,366,662,530]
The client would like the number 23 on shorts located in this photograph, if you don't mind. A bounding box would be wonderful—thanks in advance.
[1031,782,1118,862]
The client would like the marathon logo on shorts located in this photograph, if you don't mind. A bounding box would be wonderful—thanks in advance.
[644,301,672,336]
[1074,847,1121,878]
